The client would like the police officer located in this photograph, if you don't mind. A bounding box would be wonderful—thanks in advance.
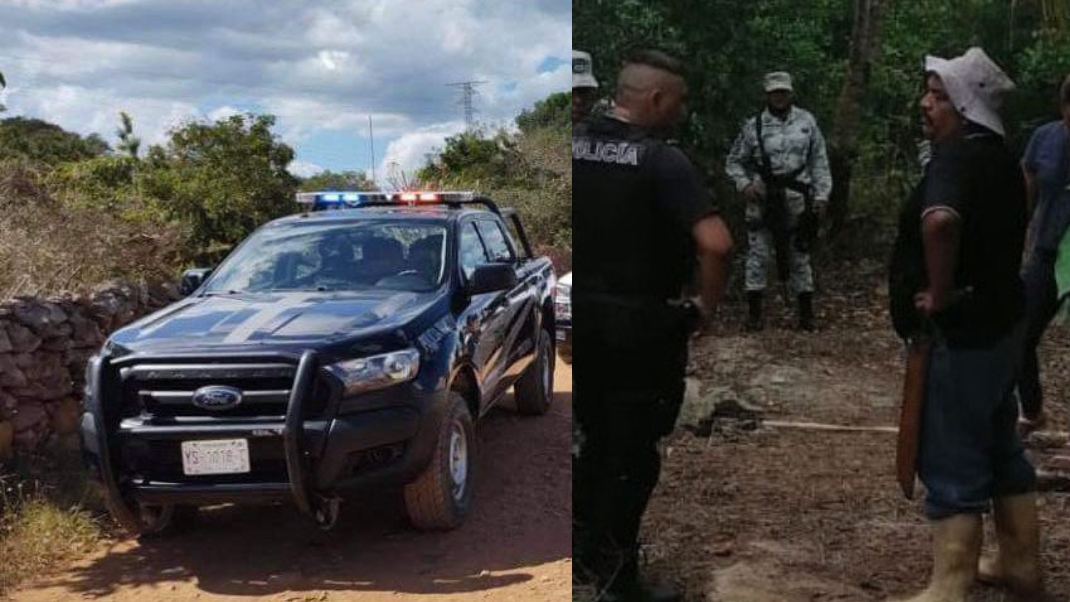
[573,49,732,601]
[726,71,832,331]
[573,50,599,123]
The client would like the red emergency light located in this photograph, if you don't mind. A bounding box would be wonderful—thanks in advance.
[396,192,442,203]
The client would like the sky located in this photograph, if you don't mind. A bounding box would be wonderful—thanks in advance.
[0,0,571,184]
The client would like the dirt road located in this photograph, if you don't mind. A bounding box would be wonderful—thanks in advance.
[9,362,572,602]
[640,257,1070,601]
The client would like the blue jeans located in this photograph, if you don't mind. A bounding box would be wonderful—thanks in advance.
[918,325,1037,519]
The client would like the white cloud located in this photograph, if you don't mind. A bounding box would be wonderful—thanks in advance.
[377,121,466,186]
[9,83,200,147]
[0,0,570,165]
[207,105,242,122]
[288,160,325,178]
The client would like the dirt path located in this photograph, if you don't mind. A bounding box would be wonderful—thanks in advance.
[641,289,1070,602]
[8,362,572,602]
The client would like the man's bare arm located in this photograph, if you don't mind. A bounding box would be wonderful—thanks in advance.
[916,208,960,316]
[693,215,733,315]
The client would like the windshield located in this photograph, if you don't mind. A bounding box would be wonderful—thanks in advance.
[205,219,448,293]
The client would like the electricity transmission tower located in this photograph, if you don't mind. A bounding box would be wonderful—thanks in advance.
[446,80,487,130]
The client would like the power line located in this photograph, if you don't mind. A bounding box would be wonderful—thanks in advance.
[368,115,376,184]
[446,80,486,131]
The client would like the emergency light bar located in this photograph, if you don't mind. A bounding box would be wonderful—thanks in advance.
[295,190,480,211]
[296,191,392,210]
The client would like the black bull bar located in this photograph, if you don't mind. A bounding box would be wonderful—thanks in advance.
[81,350,329,532]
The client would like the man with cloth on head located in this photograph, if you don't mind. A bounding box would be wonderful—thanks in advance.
[888,47,1041,602]
[726,71,832,332]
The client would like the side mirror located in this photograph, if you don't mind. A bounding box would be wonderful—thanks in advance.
[180,268,213,296]
[468,263,518,295]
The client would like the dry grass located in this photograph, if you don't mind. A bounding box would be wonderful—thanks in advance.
[0,498,101,592]
[0,161,184,297]
[0,450,106,594]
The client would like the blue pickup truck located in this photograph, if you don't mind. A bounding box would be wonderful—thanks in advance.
[81,191,558,535]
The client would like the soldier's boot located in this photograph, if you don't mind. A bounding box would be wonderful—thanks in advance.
[977,493,1042,600]
[891,513,981,602]
[797,292,815,332]
[745,291,764,332]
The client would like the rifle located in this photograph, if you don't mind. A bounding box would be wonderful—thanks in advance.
[753,113,818,280]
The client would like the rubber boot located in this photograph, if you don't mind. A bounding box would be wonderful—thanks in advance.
[977,493,1042,599]
[607,550,681,602]
[797,292,815,332]
[628,581,683,602]
[745,291,764,332]
[893,513,982,602]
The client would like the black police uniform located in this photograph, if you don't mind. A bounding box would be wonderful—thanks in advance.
[573,114,717,593]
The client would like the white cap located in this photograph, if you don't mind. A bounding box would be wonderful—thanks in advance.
[573,50,598,89]
[763,71,793,93]
[925,47,1015,137]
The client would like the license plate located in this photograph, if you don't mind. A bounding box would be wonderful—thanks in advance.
[181,439,250,475]
[556,330,567,342]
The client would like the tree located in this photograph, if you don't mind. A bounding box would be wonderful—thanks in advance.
[298,170,377,192]
[516,92,570,134]
[828,0,889,235]
[416,129,518,187]
[0,71,6,113]
[115,111,141,159]
[140,113,298,250]
[416,93,571,249]
[0,117,110,164]
[577,0,1070,236]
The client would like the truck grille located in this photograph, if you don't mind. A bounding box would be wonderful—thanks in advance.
[118,360,329,419]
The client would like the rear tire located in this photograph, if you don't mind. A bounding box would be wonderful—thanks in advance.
[515,328,554,415]
[403,392,475,531]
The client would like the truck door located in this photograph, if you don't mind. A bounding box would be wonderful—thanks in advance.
[457,219,508,410]
[474,217,538,394]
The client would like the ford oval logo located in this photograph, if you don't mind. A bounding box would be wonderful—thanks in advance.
[191,386,243,411]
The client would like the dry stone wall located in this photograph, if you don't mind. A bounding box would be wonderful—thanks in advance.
[0,282,181,461]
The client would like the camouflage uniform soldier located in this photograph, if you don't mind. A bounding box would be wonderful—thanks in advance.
[726,71,832,331]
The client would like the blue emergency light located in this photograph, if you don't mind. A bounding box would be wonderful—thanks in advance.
[295,190,479,212]
[295,191,391,211]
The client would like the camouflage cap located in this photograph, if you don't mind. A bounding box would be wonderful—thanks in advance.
[763,71,793,93]
[573,50,598,89]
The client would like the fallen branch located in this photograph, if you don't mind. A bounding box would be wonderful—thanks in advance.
[764,420,897,434]
[763,421,1070,449]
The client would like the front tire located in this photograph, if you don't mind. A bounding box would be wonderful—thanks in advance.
[403,392,476,530]
[515,328,555,415]
[105,496,198,540]
[103,496,175,539]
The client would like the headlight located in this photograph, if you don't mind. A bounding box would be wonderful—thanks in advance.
[84,355,100,410]
[326,348,421,396]
[555,284,571,321]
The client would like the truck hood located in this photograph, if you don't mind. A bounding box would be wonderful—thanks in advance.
[109,290,443,352]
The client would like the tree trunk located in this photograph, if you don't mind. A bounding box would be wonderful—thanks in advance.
[828,0,889,238]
